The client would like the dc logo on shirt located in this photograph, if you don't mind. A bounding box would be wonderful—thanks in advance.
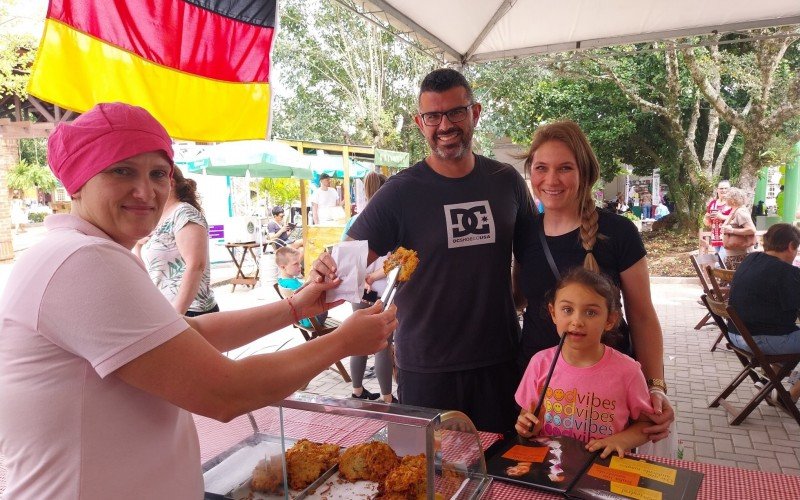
[444,201,496,248]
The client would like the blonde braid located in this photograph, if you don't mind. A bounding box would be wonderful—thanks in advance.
[580,197,600,272]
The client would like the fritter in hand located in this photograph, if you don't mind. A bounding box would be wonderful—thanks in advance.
[383,247,419,282]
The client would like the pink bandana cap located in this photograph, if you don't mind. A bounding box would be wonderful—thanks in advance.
[47,102,174,195]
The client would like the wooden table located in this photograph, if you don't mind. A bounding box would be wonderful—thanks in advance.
[224,242,260,291]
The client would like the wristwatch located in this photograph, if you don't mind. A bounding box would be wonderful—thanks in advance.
[647,378,668,394]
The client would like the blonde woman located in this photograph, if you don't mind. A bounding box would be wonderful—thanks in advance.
[721,186,757,270]
[513,120,673,443]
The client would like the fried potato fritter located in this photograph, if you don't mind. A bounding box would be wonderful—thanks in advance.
[378,453,427,499]
[251,456,283,494]
[383,247,419,282]
[284,438,340,490]
[339,441,401,483]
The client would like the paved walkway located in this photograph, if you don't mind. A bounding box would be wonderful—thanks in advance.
[2,225,800,491]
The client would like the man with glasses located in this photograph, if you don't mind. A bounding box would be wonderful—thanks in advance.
[342,68,534,433]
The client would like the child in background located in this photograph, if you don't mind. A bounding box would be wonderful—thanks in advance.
[515,268,654,458]
[275,247,326,328]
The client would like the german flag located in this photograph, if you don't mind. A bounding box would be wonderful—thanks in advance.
[27,0,276,141]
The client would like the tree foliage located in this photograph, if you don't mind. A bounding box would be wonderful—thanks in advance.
[19,137,47,167]
[0,0,37,98]
[8,158,57,192]
[682,27,800,195]
[474,28,799,230]
[272,0,432,161]
[256,177,300,208]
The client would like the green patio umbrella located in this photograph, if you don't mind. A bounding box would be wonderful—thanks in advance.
[174,140,313,179]
[305,154,373,179]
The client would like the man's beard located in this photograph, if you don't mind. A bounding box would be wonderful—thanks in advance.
[430,127,472,161]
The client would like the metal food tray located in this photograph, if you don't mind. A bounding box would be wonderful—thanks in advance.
[202,433,339,499]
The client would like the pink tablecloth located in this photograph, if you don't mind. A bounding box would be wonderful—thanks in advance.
[195,408,800,500]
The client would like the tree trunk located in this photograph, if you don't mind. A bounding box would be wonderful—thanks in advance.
[738,146,762,205]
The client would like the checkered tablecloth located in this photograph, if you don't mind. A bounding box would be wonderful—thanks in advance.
[478,431,800,499]
[195,408,800,499]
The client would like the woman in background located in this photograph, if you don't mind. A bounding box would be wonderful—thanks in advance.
[343,171,397,403]
[138,168,218,316]
[721,186,756,270]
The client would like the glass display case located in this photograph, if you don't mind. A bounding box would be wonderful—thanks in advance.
[202,393,491,499]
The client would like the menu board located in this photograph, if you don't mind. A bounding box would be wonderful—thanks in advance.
[486,436,702,500]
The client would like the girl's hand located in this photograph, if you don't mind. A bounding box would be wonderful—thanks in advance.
[515,411,539,438]
[333,302,397,355]
[643,391,674,442]
[365,272,376,287]
[586,436,628,458]
[290,278,343,318]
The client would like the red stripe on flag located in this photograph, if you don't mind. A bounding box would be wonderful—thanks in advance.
[47,0,273,83]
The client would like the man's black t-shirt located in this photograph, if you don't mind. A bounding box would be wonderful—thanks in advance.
[348,155,534,373]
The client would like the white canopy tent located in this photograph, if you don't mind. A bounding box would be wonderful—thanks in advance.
[343,0,800,64]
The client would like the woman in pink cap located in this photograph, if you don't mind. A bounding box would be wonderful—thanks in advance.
[0,102,397,499]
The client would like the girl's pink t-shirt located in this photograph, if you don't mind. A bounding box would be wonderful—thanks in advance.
[515,345,653,443]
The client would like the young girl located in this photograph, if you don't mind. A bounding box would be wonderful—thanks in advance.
[515,268,654,458]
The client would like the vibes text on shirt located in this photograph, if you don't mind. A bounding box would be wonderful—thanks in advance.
[541,386,618,443]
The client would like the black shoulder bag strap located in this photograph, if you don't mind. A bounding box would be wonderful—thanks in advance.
[538,220,561,280]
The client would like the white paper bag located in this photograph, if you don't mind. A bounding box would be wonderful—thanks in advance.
[327,240,368,304]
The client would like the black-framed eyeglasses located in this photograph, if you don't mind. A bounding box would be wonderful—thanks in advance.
[419,104,474,126]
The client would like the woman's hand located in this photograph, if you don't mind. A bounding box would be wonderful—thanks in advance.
[643,391,675,442]
[309,251,339,283]
[333,302,397,355]
[290,277,343,318]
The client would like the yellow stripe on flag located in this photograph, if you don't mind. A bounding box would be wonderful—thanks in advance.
[28,19,270,141]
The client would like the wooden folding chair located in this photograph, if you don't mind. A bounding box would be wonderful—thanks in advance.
[273,283,351,383]
[689,253,724,330]
[705,266,734,351]
[703,295,800,426]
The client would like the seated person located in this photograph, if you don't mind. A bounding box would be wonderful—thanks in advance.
[654,203,670,220]
[728,223,800,403]
[275,247,326,328]
[267,206,303,251]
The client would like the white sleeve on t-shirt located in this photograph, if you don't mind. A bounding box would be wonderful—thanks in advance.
[37,242,189,378]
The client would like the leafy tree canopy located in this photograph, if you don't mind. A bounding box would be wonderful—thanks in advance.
[272,0,432,162]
